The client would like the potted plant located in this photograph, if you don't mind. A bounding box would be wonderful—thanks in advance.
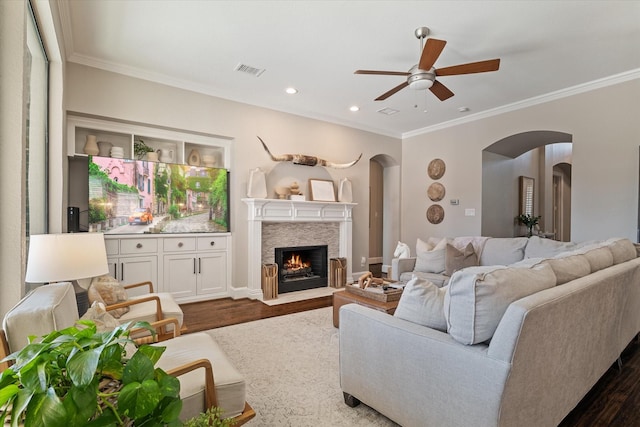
[134,139,155,160]
[183,407,235,427]
[0,321,182,426]
[518,213,542,237]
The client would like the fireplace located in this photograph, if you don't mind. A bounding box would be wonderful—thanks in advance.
[275,245,328,294]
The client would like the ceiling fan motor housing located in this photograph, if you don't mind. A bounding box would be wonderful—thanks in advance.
[408,66,435,90]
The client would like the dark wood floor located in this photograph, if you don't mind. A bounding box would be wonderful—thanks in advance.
[180,297,640,426]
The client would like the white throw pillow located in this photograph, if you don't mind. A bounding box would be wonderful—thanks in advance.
[479,237,529,266]
[444,263,556,345]
[394,276,447,332]
[414,238,448,274]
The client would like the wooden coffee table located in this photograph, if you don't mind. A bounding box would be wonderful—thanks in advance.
[332,286,401,328]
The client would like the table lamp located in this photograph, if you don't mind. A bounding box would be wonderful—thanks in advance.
[25,233,109,316]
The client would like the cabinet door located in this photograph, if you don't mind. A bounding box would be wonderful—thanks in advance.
[197,252,227,295]
[120,256,158,297]
[163,254,198,299]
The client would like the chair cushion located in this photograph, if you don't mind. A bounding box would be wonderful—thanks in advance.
[155,332,246,421]
[444,263,556,345]
[2,282,78,353]
[117,293,184,332]
[394,276,447,331]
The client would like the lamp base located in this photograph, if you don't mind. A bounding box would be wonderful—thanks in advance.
[72,280,90,317]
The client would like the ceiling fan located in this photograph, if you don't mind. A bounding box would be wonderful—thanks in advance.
[355,27,500,101]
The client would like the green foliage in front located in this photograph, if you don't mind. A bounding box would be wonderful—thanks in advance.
[209,170,228,229]
[89,158,138,194]
[168,204,181,219]
[183,407,235,427]
[0,321,182,427]
[89,197,108,223]
[517,214,542,237]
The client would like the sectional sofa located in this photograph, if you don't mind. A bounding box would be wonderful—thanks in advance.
[340,236,640,426]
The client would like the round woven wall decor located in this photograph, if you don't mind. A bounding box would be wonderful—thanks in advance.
[427,182,446,202]
[426,204,445,224]
[427,158,446,180]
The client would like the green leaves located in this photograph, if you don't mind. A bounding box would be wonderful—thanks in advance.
[0,321,182,426]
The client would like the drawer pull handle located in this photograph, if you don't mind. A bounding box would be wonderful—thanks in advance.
[136,243,143,249]
[210,241,215,246]
[178,242,184,248]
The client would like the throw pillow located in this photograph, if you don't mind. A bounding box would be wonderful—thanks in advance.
[444,263,556,345]
[479,237,529,266]
[393,276,447,331]
[80,301,121,332]
[414,238,448,274]
[445,243,478,276]
[88,275,129,318]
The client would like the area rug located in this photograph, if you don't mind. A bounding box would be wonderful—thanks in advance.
[206,307,399,426]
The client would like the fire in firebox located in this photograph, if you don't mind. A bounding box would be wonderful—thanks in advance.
[283,253,313,279]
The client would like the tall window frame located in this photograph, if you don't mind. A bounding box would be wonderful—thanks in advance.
[25,1,49,238]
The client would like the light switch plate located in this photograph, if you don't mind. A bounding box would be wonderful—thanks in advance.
[465,208,476,216]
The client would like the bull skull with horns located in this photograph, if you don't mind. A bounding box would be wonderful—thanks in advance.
[258,136,362,169]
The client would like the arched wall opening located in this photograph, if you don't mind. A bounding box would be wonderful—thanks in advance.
[481,130,573,240]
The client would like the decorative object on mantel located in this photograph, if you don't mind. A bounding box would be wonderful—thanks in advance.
[146,151,158,161]
[247,167,267,198]
[275,186,291,199]
[426,204,445,224]
[110,146,124,158]
[309,179,336,201]
[201,154,216,167]
[97,141,112,157]
[133,139,154,160]
[427,158,446,180]
[338,178,353,202]
[427,182,445,202]
[157,148,174,163]
[83,134,100,155]
[290,181,300,195]
[188,148,201,166]
[258,136,363,169]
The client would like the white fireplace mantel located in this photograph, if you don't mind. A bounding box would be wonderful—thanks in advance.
[242,198,356,300]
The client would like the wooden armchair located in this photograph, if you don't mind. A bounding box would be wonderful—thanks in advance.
[104,281,186,340]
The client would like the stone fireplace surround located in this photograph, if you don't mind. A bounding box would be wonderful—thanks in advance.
[242,198,355,301]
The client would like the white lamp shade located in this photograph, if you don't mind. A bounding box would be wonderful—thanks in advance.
[25,233,109,283]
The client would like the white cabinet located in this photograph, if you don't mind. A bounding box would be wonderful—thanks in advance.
[67,114,231,168]
[161,236,229,302]
[104,233,231,303]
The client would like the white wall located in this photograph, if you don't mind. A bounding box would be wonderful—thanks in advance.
[402,78,640,248]
[63,63,402,290]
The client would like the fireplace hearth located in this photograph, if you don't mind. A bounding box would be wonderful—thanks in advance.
[275,245,328,294]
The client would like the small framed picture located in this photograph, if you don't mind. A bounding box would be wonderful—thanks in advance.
[309,179,336,202]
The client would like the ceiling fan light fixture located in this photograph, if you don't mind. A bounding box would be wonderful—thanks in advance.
[408,79,434,90]
[285,87,298,94]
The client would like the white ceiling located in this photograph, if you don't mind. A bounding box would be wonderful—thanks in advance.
[58,1,640,138]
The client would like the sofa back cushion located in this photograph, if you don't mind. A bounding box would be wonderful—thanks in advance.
[444,263,556,345]
[479,237,529,266]
[606,238,637,264]
[541,254,591,286]
[574,244,614,273]
[394,276,447,331]
[524,236,577,258]
[414,238,448,274]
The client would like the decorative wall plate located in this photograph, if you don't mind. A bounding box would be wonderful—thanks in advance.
[426,204,445,224]
[427,158,446,180]
[427,182,445,202]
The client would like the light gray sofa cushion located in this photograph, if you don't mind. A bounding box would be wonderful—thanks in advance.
[479,237,529,266]
[444,263,556,345]
[399,271,449,287]
[393,276,447,331]
[524,236,577,259]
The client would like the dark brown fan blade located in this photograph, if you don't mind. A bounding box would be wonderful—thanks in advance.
[419,38,447,71]
[435,58,500,76]
[430,80,455,101]
[355,70,411,76]
[375,81,409,101]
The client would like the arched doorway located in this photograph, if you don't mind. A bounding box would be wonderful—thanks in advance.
[369,154,400,276]
[482,131,573,240]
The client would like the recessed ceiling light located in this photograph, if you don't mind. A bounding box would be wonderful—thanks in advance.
[350,105,360,112]
[458,107,470,112]
[285,87,298,94]
[377,107,399,115]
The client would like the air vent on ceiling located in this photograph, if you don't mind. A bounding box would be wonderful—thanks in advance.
[235,63,265,77]
[377,107,399,116]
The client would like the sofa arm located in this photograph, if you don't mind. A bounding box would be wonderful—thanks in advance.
[390,257,416,281]
[339,304,510,427]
